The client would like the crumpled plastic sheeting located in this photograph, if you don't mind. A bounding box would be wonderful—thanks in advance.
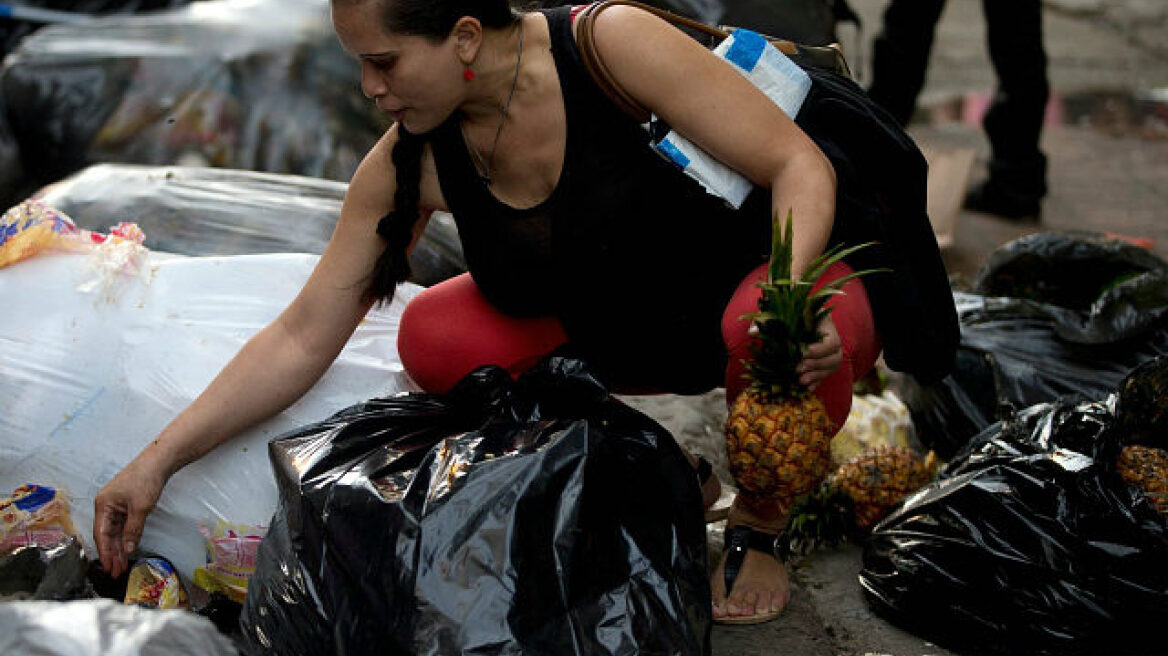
[241,358,711,656]
[0,598,237,656]
[35,163,467,287]
[860,377,1168,656]
[2,0,384,193]
[0,1,194,60]
[0,250,420,580]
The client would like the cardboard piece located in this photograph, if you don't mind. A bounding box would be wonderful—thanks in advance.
[922,146,976,249]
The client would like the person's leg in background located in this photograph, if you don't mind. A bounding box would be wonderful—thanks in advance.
[867,0,949,126]
[713,259,881,622]
[964,0,1049,219]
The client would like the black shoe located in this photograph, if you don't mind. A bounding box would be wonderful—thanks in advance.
[964,180,1042,221]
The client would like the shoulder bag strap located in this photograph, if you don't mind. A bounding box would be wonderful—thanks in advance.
[574,0,850,124]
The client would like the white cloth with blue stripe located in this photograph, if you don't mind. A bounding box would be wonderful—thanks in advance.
[649,28,812,209]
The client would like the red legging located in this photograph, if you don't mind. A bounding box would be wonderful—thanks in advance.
[398,261,880,429]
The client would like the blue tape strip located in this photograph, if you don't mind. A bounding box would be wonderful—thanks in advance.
[654,137,691,169]
[13,485,57,511]
[0,5,12,19]
[724,29,766,73]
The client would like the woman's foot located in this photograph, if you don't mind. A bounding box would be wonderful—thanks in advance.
[710,499,792,624]
[711,525,790,624]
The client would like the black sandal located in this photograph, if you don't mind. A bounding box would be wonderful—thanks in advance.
[715,525,782,624]
[694,456,728,522]
[695,455,713,487]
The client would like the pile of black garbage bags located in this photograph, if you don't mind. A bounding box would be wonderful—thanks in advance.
[868,232,1168,656]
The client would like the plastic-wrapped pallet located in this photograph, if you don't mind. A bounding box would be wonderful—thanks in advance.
[0,243,420,579]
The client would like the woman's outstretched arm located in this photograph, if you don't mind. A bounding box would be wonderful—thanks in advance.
[92,125,442,576]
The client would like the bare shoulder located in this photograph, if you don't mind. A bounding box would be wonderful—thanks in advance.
[585,3,706,56]
[582,3,737,115]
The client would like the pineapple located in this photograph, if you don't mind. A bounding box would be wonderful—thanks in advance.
[828,445,937,530]
[724,211,880,519]
[1117,445,1168,514]
[779,445,938,559]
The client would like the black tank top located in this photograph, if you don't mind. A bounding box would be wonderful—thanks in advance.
[430,5,773,393]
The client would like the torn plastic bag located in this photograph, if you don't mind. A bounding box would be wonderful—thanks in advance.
[1,0,385,199]
[0,248,421,581]
[860,363,1168,656]
[241,358,711,656]
[896,231,1168,458]
[34,164,466,286]
[0,598,237,655]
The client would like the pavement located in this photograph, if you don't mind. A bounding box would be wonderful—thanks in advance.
[622,1,1168,654]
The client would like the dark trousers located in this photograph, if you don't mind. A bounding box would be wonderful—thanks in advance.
[868,0,1049,198]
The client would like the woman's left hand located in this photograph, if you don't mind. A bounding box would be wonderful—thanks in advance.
[798,315,842,391]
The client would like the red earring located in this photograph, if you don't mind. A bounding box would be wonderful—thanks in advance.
[463,67,476,82]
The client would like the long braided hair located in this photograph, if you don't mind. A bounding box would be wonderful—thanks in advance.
[346,0,519,303]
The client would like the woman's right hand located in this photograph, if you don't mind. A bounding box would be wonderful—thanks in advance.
[93,455,169,578]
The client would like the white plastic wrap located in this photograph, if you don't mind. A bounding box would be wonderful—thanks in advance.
[829,389,918,468]
[0,249,421,579]
[0,599,237,656]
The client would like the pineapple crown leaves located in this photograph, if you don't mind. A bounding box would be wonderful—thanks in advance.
[776,484,856,561]
[741,210,888,399]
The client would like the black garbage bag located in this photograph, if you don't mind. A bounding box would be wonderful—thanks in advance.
[241,358,711,656]
[973,230,1168,344]
[1,0,384,198]
[859,360,1168,656]
[1114,357,1168,448]
[0,537,92,601]
[0,94,22,210]
[720,0,859,46]
[897,231,1168,458]
[536,0,859,44]
[536,0,725,25]
[34,163,466,287]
